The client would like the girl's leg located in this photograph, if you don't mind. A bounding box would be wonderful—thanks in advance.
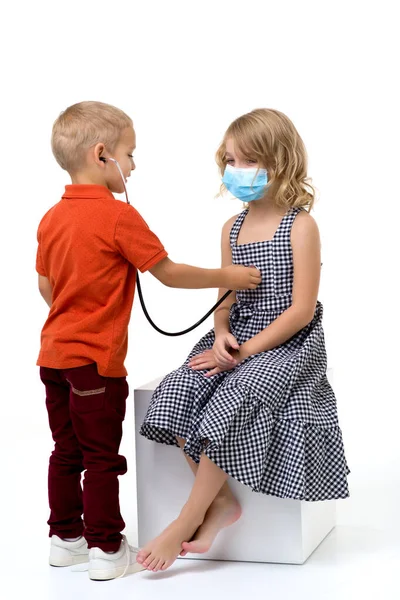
[136,452,229,572]
[176,437,241,556]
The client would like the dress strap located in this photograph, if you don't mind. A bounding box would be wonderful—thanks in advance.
[230,207,303,247]
[273,207,303,241]
[229,209,248,248]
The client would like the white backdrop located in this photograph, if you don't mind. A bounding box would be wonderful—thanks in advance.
[1,0,399,560]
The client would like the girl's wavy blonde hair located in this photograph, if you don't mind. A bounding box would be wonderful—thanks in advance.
[216,108,315,211]
[51,101,133,173]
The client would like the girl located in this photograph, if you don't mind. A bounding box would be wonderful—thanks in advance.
[137,108,349,572]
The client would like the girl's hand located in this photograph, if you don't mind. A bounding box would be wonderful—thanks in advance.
[188,349,218,371]
[189,349,240,377]
[213,333,240,369]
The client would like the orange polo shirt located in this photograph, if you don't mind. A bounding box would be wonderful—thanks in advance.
[36,184,168,377]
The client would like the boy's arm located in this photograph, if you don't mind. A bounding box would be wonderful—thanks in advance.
[38,275,53,308]
[149,257,260,291]
[114,204,261,290]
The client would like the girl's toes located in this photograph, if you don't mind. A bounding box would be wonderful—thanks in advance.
[153,558,164,572]
[147,556,159,571]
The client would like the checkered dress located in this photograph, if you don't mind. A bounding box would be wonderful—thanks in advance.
[140,208,350,501]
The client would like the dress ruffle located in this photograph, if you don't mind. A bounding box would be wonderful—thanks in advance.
[140,362,350,501]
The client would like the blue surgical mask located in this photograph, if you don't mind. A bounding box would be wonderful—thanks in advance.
[222,164,268,202]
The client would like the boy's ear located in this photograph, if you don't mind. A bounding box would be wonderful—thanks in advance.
[94,142,106,165]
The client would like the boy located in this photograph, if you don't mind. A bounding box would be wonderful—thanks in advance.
[36,101,260,580]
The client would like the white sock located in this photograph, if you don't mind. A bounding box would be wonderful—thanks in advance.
[63,536,82,542]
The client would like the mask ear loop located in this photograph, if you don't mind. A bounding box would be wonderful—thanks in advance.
[103,154,233,336]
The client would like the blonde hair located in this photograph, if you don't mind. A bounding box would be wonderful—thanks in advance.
[216,108,315,211]
[51,101,133,173]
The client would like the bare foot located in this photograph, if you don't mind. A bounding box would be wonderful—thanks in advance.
[180,495,241,556]
[136,512,203,572]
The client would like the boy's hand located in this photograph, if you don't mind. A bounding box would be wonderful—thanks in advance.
[223,265,261,290]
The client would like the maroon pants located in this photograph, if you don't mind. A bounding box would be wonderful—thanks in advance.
[40,363,128,552]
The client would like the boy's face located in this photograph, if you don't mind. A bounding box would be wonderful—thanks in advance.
[106,127,136,194]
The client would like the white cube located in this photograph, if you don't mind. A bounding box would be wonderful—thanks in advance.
[134,373,336,564]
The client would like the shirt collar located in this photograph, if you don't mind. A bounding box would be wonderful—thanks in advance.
[62,184,115,200]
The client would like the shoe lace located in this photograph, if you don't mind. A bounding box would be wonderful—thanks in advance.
[70,535,140,577]
[117,535,140,579]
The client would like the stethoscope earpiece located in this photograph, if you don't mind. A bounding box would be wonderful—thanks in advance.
[100,156,117,164]
[100,156,130,204]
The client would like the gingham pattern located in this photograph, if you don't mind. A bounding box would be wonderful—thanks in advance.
[140,209,350,501]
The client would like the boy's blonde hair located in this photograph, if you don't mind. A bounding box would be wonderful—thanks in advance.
[51,101,133,173]
[216,108,315,211]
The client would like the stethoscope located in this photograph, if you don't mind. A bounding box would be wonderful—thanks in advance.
[100,156,232,336]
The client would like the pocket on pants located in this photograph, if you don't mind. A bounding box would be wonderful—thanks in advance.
[70,384,106,412]
[64,364,107,413]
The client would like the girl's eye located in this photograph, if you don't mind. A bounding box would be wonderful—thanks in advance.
[246,159,257,164]
[128,154,134,158]
[226,159,234,164]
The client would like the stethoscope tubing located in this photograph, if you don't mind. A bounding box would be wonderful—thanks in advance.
[136,273,232,336]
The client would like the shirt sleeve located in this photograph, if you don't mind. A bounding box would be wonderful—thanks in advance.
[114,204,168,272]
[36,230,47,276]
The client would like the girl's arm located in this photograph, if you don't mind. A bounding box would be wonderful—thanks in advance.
[188,216,241,373]
[210,216,242,368]
[214,216,238,337]
[237,211,321,361]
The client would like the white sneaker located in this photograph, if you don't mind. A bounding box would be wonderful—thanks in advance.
[88,535,145,580]
[49,535,89,567]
